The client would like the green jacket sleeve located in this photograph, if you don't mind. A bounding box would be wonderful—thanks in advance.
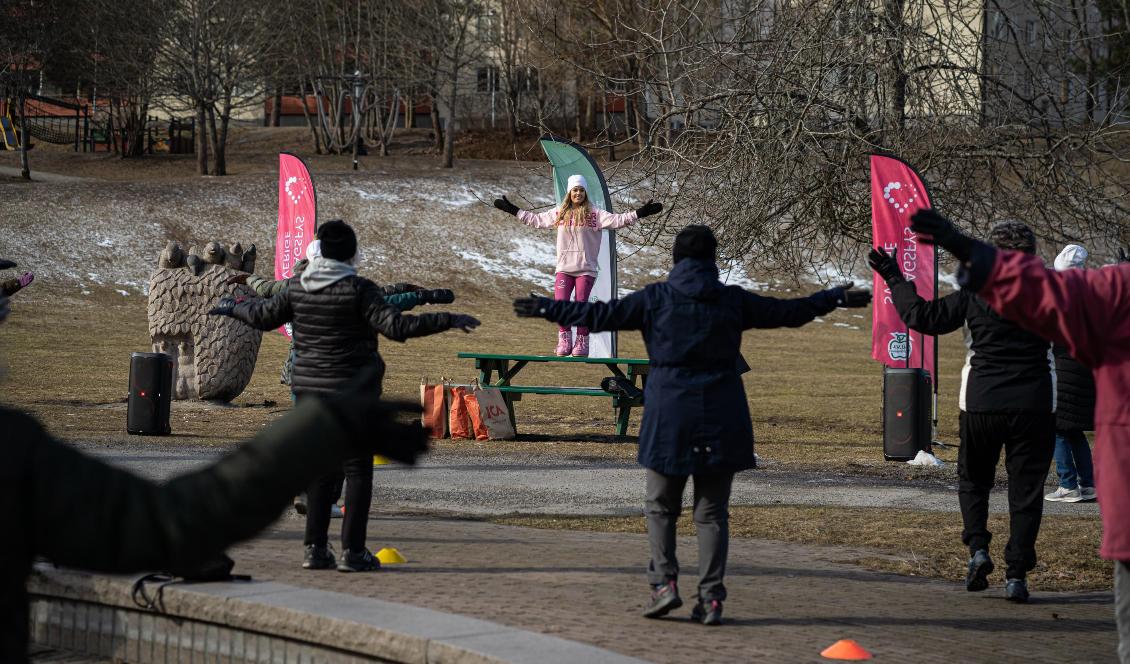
[383,291,420,311]
[16,401,355,575]
[358,280,451,342]
[247,275,290,298]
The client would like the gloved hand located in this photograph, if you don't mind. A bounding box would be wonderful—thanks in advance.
[449,314,481,332]
[832,282,872,308]
[208,296,238,317]
[513,294,552,318]
[0,259,16,270]
[868,247,904,284]
[493,195,519,216]
[416,288,455,305]
[910,209,976,261]
[635,199,663,218]
[321,366,430,465]
[225,274,249,286]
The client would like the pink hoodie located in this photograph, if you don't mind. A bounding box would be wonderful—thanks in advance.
[518,207,638,276]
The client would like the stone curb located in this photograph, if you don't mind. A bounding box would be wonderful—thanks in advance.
[28,566,650,664]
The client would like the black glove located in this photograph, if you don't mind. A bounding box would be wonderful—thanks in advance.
[449,314,481,332]
[493,195,519,216]
[0,259,16,270]
[635,199,663,218]
[831,282,872,308]
[416,288,455,305]
[513,295,552,318]
[868,247,904,285]
[910,209,976,262]
[207,296,238,317]
[321,366,430,465]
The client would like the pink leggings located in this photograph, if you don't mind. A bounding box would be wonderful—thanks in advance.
[554,272,595,334]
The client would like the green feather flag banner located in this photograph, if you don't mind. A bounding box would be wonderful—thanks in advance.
[537,135,618,357]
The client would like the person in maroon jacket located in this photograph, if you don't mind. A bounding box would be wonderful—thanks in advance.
[910,209,1130,663]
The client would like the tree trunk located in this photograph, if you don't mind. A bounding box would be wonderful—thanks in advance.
[270,85,283,127]
[506,91,517,144]
[404,95,414,129]
[430,93,443,153]
[883,0,907,132]
[298,80,321,154]
[206,104,221,176]
[442,115,455,168]
[195,102,209,175]
[215,97,232,176]
[16,95,30,180]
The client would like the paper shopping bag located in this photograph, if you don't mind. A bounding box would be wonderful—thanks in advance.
[447,385,473,439]
[420,380,447,439]
[470,385,515,440]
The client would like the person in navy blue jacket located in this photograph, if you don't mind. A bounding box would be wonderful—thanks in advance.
[514,225,871,625]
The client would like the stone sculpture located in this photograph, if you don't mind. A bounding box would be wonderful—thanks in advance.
[147,240,262,401]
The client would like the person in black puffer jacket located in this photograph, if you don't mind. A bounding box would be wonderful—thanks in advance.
[514,225,872,626]
[211,220,480,573]
[1045,244,1097,504]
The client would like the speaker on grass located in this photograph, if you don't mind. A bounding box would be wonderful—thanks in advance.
[127,352,173,435]
[883,367,931,461]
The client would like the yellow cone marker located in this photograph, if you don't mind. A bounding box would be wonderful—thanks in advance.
[376,547,407,564]
[373,455,391,466]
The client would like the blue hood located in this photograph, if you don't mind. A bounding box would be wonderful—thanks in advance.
[667,258,724,300]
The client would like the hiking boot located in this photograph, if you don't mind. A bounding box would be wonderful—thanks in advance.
[293,494,307,516]
[555,330,572,356]
[642,581,683,618]
[965,549,994,592]
[1079,487,1097,502]
[571,333,590,357]
[1005,577,1029,603]
[337,548,381,573]
[691,599,724,626]
[302,544,335,570]
[1045,487,1083,503]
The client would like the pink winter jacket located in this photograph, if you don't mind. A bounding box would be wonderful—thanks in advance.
[518,207,638,276]
[978,251,1130,559]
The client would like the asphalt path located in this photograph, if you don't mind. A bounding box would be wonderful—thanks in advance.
[75,442,1099,517]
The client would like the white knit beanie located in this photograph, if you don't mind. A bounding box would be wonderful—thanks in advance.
[1053,244,1088,271]
[566,174,588,193]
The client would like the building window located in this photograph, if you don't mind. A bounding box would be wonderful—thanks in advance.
[1026,20,1037,46]
[477,66,499,93]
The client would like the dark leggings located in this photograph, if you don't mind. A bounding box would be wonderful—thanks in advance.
[295,393,373,551]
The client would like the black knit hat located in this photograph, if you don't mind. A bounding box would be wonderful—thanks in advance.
[989,220,1036,254]
[673,225,717,264]
[317,219,357,261]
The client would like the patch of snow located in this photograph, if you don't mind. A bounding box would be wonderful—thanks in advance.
[354,187,402,203]
[813,317,825,323]
[97,238,114,248]
[833,322,852,328]
[116,289,130,296]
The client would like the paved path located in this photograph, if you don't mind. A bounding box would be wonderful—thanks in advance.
[230,514,1116,664]
[82,445,1100,516]
[0,165,92,182]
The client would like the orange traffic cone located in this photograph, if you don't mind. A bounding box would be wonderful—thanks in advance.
[821,639,873,660]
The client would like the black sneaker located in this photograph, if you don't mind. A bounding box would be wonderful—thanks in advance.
[690,599,724,626]
[302,544,335,570]
[337,548,381,573]
[1005,577,1029,603]
[965,549,994,592]
[642,581,682,618]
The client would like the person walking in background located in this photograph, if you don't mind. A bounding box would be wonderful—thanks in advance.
[211,220,480,573]
[1045,244,1097,504]
[514,225,871,625]
[907,211,1130,662]
[869,221,1055,603]
[493,176,663,357]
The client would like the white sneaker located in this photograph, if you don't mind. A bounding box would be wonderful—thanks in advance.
[1045,487,1083,502]
[1079,487,1097,502]
[331,504,344,518]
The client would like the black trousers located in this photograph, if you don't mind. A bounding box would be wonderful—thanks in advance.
[295,393,373,552]
[958,411,1055,578]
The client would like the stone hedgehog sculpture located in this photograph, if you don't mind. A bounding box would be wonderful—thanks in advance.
[148,240,262,401]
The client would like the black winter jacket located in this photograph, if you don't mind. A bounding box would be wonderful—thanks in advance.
[891,281,1053,413]
[230,275,453,394]
[542,258,845,475]
[1054,344,1096,432]
[1,401,361,663]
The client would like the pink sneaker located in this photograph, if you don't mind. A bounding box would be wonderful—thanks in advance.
[555,330,572,356]
[571,333,589,357]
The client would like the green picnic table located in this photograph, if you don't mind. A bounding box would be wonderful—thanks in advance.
[456,352,650,436]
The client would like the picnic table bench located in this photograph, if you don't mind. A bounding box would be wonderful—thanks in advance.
[456,352,650,436]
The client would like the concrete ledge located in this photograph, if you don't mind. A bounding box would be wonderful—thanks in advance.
[28,566,649,664]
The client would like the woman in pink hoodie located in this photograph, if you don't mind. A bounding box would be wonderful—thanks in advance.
[494,175,662,356]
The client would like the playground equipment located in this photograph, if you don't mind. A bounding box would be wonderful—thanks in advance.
[0,95,194,155]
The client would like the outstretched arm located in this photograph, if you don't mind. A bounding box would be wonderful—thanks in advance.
[514,290,647,332]
[742,285,871,329]
[225,290,294,330]
[869,247,963,336]
[359,281,477,341]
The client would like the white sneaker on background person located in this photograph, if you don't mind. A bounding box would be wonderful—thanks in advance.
[1045,486,1083,502]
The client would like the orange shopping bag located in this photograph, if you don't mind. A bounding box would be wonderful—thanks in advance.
[447,385,473,439]
[464,391,490,441]
[420,379,447,439]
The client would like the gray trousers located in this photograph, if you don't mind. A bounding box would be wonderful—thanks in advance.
[1118,561,1130,664]
[645,469,734,602]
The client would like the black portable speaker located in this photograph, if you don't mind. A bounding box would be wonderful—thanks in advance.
[127,352,174,435]
[882,367,931,461]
